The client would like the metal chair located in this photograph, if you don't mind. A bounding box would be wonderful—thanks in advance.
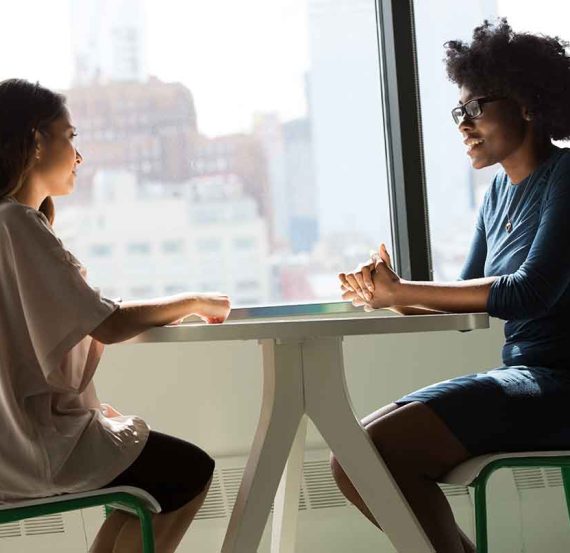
[0,486,160,553]
[440,451,570,553]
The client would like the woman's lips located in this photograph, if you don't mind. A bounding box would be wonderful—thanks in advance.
[464,137,485,154]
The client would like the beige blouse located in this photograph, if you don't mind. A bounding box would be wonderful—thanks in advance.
[0,196,149,502]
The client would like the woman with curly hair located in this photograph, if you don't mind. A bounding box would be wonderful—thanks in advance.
[333,18,570,553]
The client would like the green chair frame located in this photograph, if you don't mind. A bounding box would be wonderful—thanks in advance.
[0,489,156,553]
[470,456,570,553]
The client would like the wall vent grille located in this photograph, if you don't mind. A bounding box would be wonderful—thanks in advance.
[544,468,564,488]
[220,466,243,509]
[195,471,227,520]
[0,521,22,538]
[196,458,348,520]
[439,483,470,497]
[22,514,65,536]
[303,460,348,509]
[513,468,547,490]
[513,467,566,491]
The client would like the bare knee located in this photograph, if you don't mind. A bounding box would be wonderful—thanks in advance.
[367,402,470,480]
[330,453,352,493]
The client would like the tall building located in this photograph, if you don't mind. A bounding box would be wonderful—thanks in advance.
[61,170,270,306]
[282,117,318,253]
[253,113,318,254]
[191,133,273,245]
[71,0,147,86]
[64,77,200,203]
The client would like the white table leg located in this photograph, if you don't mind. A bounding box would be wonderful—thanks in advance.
[302,337,436,553]
[221,339,305,553]
[271,415,308,553]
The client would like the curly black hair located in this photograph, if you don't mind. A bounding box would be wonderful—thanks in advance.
[444,18,570,140]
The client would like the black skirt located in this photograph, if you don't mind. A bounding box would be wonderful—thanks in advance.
[101,430,215,513]
[394,365,570,456]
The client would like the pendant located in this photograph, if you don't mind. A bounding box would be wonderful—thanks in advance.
[505,221,512,233]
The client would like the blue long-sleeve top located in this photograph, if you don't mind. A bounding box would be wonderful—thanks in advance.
[459,147,570,370]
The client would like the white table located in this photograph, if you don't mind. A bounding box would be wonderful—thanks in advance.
[128,310,489,553]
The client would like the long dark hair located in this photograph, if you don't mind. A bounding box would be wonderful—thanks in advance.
[0,79,68,225]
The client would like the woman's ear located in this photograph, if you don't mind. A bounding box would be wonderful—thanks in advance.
[521,105,533,122]
[33,129,43,160]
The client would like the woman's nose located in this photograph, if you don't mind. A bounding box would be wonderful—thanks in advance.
[75,149,83,165]
[458,115,474,132]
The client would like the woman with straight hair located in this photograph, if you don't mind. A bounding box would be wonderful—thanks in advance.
[335,19,570,553]
[0,77,231,553]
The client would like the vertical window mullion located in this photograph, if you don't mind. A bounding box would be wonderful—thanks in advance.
[375,0,433,281]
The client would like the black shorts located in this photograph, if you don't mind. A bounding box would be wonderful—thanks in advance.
[101,430,215,513]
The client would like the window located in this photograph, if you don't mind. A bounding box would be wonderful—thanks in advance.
[6,0,432,309]
[130,286,155,297]
[236,280,259,291]
[164,284,187,295]
[234,237,255,251]
[196,238,222,253]
[90,243,113,257]
[127,242,151,255]
[162,240,184,254]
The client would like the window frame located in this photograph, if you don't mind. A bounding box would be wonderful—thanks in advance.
[240,0,432,316]
[375,0,432,282]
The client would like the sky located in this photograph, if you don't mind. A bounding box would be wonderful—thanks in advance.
[0,0,568,136]
[0,0,309,136]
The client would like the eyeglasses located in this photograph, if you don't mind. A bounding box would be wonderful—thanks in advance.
[451,96,505,125]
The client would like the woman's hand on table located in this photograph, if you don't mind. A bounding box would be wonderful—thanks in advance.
[339,243,401,310]
[193,293,232,324]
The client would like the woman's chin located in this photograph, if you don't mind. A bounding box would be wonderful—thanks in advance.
[469,155,493,170]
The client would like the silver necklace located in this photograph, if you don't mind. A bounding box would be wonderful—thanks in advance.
[504,173,534,233]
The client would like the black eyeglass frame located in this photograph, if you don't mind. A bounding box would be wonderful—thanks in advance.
[451,95,506,125]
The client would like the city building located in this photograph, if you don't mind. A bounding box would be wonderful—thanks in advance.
[58,170,270,306]
[64,77,200,204]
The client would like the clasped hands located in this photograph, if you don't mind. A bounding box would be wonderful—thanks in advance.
[338,243,401,311]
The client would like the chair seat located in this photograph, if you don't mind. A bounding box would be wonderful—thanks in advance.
[440,450,570,486]
[0,486,161,514]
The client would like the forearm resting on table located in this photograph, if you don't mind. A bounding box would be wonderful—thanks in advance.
[392,276,498,314]
[91,293,200,344]
[387,305,447,316]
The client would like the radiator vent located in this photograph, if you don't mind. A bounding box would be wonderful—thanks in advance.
[219,466,243,508]
[196,471,226,520]
[439,483,470,497]
[0,521,21,538]
[23,514,65,536]
[196,457,347,520]
[0,513,65,539]
[303,460,348,509]
[512,467,565,491]
[544,468,564,488]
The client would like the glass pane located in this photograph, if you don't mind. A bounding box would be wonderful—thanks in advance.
[0,0,392,308]
[415,0,570,281]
